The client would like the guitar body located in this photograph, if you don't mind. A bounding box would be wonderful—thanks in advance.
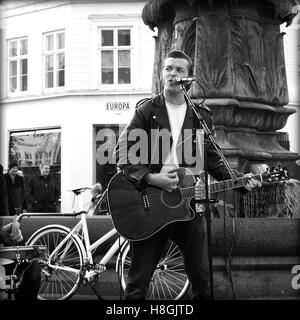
[107,168,196,241]
[107,166,285,240]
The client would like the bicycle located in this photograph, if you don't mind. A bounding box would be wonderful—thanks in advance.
[19,187,189,300]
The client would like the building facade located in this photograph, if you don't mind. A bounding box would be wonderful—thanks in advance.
[0,0,299,212]
[0,0,155,212]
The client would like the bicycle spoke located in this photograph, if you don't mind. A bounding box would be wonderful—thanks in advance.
[157,277,167,300]
[121,241,189,300]
[160,252,182,265]
[159,272,185,291]
[158,274,174,298]
[148,282,156,299]
[161,270,186,285]
[162,244,179,261]
[162,268,186,279]
[28,228,83,300]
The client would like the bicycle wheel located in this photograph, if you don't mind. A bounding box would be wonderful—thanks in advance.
[27,226,85,300]
[119,240,189,300]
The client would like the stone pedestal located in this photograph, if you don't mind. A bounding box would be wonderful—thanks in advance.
[142,0,300,178]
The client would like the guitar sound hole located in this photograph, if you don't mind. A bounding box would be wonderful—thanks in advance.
[161,189,183,208]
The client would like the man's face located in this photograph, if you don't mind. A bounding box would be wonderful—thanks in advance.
[9,166,18,176]
[40,165,50,177]
[162,57,189,92]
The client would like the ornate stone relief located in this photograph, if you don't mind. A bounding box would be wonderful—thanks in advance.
[142,0,299,174]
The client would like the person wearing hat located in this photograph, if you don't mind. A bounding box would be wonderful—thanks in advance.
[4,161,27,216]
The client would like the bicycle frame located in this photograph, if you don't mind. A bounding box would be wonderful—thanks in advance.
[18,190,127,279]
[74,189,127,267]
[48,213,126,274]
[18,188,190,300]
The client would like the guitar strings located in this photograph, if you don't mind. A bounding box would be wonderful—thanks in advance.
[143,186,207,208]
[146,178,247,201]
[143,181,237,203]
[137,172,280,209]
[142,177,251,208]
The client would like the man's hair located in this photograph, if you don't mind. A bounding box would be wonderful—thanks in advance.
[39,161,50,170]
[165,50,193,76]
[8,161,18,170]
[92,182,102,195]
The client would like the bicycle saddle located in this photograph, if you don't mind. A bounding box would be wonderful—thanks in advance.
[69,187,92,195]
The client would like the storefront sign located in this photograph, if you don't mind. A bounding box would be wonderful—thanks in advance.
[106,102,130,111]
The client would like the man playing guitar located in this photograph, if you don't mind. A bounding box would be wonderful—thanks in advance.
[114,50,261,300]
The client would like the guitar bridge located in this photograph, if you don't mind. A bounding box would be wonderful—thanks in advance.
[142,195,150,209]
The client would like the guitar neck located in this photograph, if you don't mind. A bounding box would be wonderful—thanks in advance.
[209,174,262,193]
[182,174,262,198]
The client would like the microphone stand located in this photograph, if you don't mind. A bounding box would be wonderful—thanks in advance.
[179,83,238,300]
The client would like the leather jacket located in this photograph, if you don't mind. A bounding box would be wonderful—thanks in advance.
[115,92,243,190]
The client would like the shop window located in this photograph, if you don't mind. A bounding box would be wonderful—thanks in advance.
[9,128,61,197]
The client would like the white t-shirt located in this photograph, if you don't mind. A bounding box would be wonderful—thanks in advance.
[160,100,187,173]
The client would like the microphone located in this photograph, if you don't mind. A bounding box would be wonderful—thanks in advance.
[173,77,196,85]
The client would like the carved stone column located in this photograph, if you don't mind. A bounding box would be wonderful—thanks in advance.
[142,0,299,179]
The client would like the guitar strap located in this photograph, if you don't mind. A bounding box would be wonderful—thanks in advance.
[192,105,200,167]
[192,104,201,130]
[191,104,206,178]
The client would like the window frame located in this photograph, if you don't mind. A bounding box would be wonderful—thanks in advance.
[98,26,133,87]
[7,36,28,94]
[42,29,66,91]
[90,14,144,91]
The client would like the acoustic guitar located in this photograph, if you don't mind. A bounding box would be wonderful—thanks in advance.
[107,167,287,241]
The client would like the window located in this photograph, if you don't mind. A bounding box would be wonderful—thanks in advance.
[7,37,28,93]
[10,128,61,167]
[43,30,65,89]
[98,28,131,85]
[9,128,61,210]
[24,152,33,167]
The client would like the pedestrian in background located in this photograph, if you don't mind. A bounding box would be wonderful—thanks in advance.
[0,164,9,216]
[87,183,108,216]
[0,219,41,300]
[25,162,60,212]
[4,161,27,216]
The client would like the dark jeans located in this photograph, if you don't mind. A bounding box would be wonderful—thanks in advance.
[125,214,210,300]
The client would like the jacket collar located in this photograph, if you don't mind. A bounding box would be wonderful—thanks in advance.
[151,92,194,131]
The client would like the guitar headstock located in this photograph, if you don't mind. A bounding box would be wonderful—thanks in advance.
[262,165,289,183]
